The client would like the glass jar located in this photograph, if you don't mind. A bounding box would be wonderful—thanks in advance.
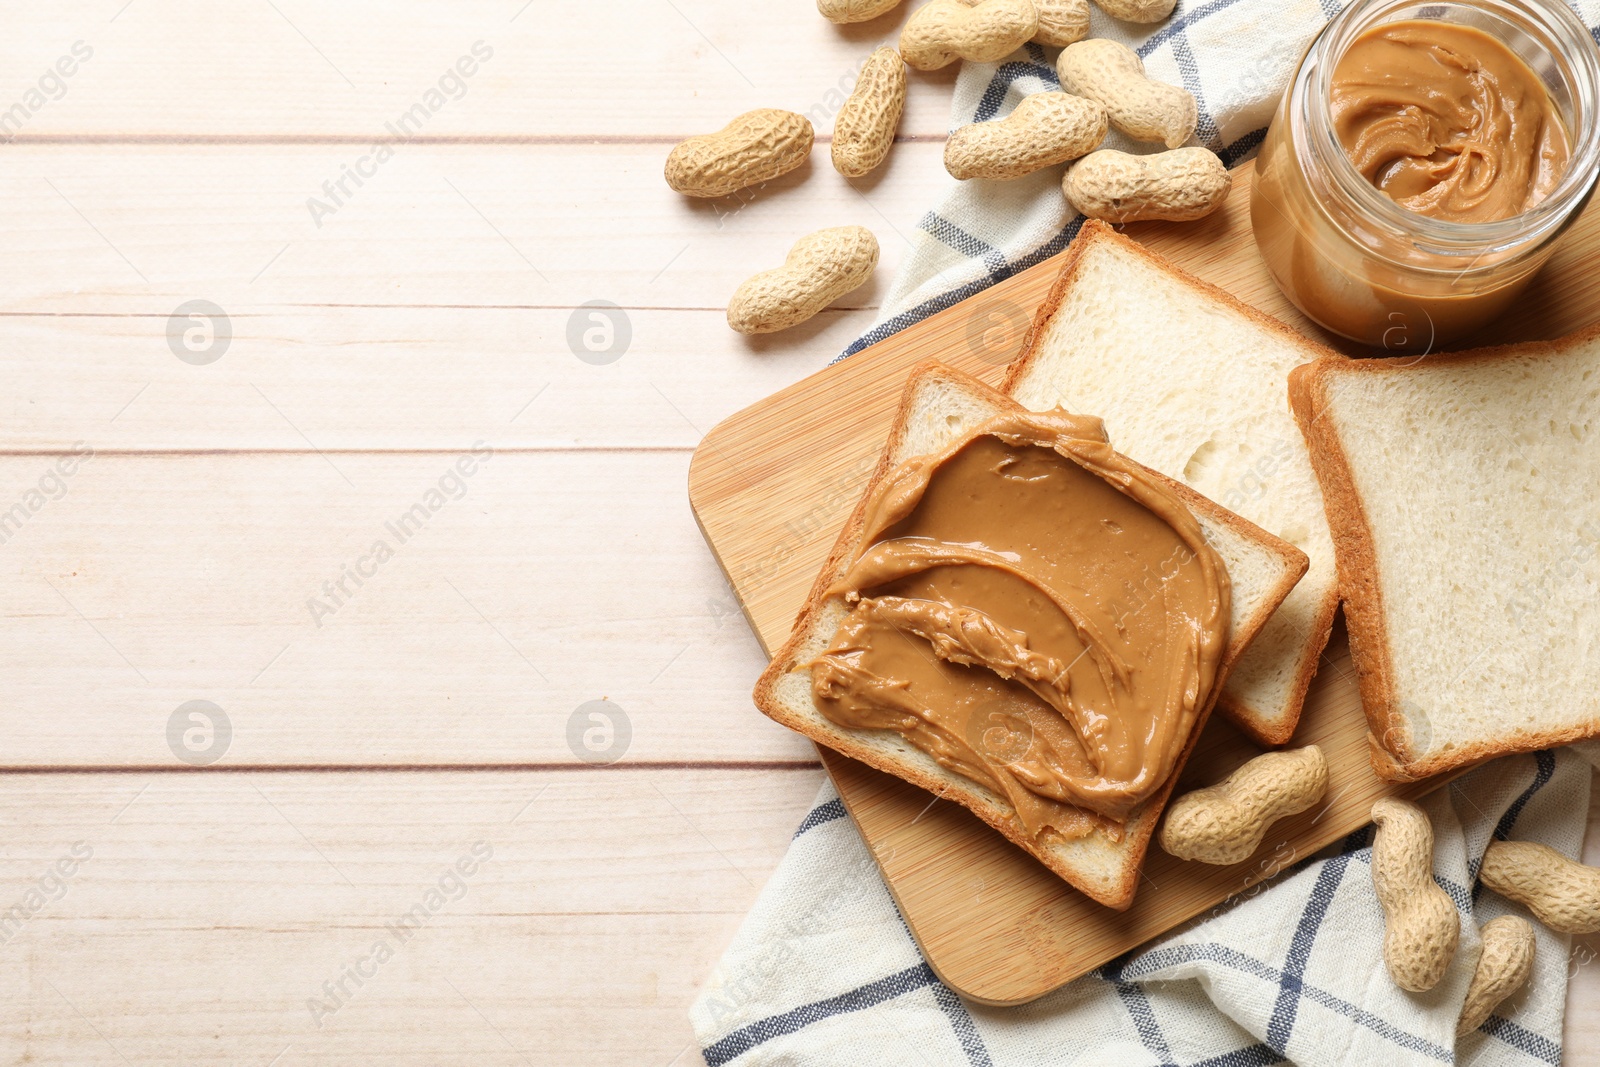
[1251,0,1600,350]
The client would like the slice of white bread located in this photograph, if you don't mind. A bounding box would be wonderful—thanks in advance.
[1002,221,1341,747]
[1290,332,1600,781]
[755,362,1308,909]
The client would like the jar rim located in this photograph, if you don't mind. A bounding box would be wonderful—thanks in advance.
[1291,0,1600,257]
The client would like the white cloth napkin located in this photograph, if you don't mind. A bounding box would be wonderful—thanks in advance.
[693,6,1600,1063]
[692,751,1593,1066]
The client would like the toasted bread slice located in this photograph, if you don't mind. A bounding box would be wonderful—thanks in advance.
[755,362,1308,908]
[1290,332,1600,781]
[1002,221,1341,747]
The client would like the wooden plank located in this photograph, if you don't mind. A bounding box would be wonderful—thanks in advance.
[0,309,870,451]
[0,450,817,766]
[685,161,1600,1003]
[0,767,822,1065]
[0,143,949,320]
[0,141,958,450]
[0,2,960,138]
[0,5,1589,1050]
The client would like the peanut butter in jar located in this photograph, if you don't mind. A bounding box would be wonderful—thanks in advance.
[1251,0,1600,351]
[1331,22,1570,223]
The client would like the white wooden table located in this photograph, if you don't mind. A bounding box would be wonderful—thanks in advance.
[0,4,1593,1063]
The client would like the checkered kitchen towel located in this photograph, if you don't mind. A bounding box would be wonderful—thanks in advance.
[692,4,1600,1063]
[693,750,1597,1066]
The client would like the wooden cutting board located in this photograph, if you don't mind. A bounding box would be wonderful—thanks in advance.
[686,161,1600,1006]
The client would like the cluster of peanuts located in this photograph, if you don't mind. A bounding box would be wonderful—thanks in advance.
[663,0,1230,335]
[1157,746,1599,1035]
[1365,798,1589,1036]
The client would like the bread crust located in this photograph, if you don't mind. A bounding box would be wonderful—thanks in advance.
[1001,219,1342,747]
[753,360,1308,908]
[1285,356,1408,778]
[1289,337,1600,780]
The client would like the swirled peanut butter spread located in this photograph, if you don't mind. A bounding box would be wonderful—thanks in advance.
[1330,21,1570,223]
[810,409,1230,840]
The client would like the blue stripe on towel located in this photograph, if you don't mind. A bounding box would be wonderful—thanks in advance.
[971,58,1062,123]
[792,798,848,839]
[700,963,941,1066]
[1136,0,1253,59]
[1493,751,1558,842]
[919,212,1003,262]
[1344,845,1475,918]
[1194,1045,1286,1067]
[1482,1013,1563,1065]
[1470,751,1557,888]
[834,218,1084,362]
[1265,853,1349,1050]
[1168,33,1222,151]
[1218,127,1267,167]
[1111,980,1176,1062]
[930,980,995,1067]
[889,910,994,1066]
[1125,942,1453,1061]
